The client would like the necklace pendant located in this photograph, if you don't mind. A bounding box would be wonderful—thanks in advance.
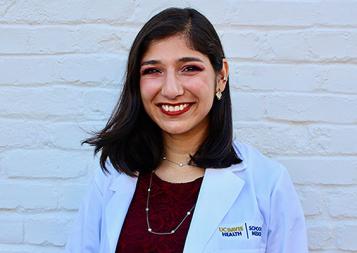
[162,156,188,167]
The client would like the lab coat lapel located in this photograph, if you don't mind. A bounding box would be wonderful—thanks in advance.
[184,167,245,253]
[105,173,138,253]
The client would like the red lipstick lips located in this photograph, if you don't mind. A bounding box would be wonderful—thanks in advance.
[159,103,192,116]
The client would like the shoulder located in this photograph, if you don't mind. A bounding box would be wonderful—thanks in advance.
[232,140,304,220]
[232,142,308,250]
[92,162,121,196]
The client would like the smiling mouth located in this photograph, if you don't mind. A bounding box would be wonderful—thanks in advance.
[158,103,193,115]
[161,103,189,112]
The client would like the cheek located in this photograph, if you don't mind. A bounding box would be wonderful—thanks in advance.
[184,77,215,102]
[140,79,160,103]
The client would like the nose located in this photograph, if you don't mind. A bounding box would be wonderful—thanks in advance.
[160,70,184,99]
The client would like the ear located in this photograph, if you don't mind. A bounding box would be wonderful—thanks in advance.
[216,58,229,93]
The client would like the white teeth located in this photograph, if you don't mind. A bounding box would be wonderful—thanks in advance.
[161,103,189,112]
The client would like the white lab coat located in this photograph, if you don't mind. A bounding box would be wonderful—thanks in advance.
[65,141,308,253]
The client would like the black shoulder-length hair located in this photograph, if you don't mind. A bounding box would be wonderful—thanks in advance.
[83,7,242,176]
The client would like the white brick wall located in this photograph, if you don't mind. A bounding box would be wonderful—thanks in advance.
[0,1,356,252]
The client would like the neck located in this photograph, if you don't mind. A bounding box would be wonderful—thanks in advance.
[155,122,208,183]
[163,121,207,162]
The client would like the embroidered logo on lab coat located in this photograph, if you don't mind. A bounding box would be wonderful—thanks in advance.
[219,223,262,239]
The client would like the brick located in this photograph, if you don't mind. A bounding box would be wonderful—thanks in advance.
[81,88,120,120]
[307,223,335,250]
[208,1,356,27]
[0,26,78,54]
[0,120,104,150]
[0,0,136,24]
[1,150,91,179]
[309,126,357,155]
[319,65,357,94]
[126,0,198,23]
[24,218,71,246]
[0,86,83,118]
[0,219,23,243]
[2,1,357,27]
[57,184,88,210]
[212,1,318,26]
[0,0,16,17]
[231,90,266,121]
[235,124,312,156]
[132,1,213,24]
[118,0,357,28]
[316,2,357,27]
[234,123,357,156]
[221,32,264,60]
[264,94,357,124]
[0,245,64,253]
[223,30,357,62]
[0,120,49,149]
[230,63,321,93]
[0,55,125,85]
[304,31,357,61]
[133,1,336,27]
[0,86,118,121]
[336,224,357,251]
[230,63,357,94]
[232,89,357,124]
[295,187,323,216]
[46,122,104,150]
[279,157,357,185]
[327,190,357,218]
[265,31,357,62]
[0,183,57,209]
[0,25,137,54]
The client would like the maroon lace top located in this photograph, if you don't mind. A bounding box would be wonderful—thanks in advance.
[116,172,203,253]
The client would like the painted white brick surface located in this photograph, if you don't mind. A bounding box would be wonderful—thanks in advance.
[0,1,356,252]
[24,218,72,246]
[0,220,23,243]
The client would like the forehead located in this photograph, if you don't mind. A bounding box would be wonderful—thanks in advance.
[141,35,208,62]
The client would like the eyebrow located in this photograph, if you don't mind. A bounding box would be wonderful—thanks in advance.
[140,57,204,66]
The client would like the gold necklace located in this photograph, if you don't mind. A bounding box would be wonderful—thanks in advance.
[162,156,189,167]
[145,171,196,235]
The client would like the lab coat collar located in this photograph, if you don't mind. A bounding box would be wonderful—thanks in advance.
[105,141,247,253]
[106,172,138,253]
[183,160,246,252]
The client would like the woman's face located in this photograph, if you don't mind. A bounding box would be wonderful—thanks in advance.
[139,35,225,137]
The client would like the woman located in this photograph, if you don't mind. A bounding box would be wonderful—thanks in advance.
[65,7,308,253]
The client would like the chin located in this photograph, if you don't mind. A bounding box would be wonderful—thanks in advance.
[160,125,191,135]
[162,128,189,135]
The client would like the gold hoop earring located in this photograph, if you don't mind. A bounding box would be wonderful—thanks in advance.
[216,89,222,100]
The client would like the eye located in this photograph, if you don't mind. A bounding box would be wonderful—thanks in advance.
[141,68,161,75]
[182,65,203,72]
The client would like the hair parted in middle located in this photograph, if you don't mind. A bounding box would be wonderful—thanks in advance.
[83,7,242,176]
